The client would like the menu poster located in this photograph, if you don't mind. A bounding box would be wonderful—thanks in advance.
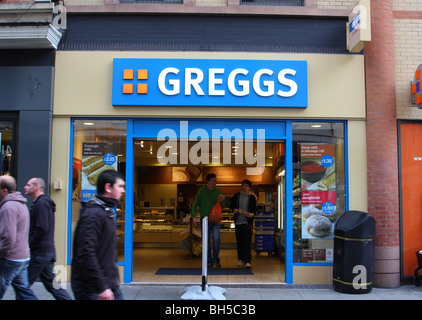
[81,142,119,202]
[300,144,337,239]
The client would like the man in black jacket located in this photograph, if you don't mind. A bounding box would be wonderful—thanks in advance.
[230,179,257,268]
[25,177,72,300]
[71,169,125,300]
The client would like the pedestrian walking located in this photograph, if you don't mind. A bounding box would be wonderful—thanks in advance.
[230,179,256,268]
[0,175,37,300]
[191,173,225,268]
[24,177,72,300]
[71,169,125,300]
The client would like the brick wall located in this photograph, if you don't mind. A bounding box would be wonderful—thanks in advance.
[393,0,422,119]
[317,0,355,10]
[365,0,401,287]
[365,0,400,247]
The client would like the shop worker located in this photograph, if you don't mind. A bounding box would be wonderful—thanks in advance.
[192,173,225,268]
[24,177,72,300]
[71,169,125,300]
[230,179,256,268]
[0,175,37,300]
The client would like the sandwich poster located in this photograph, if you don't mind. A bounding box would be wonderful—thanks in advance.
[81,142,118,202]
[300,144,337,239]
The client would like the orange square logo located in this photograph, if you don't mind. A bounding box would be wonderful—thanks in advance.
[123,69,134,80]
[137,83,148,94]
[416,69,421,81]
[412,83,417,94]
[417,93,422,105]
[123,83,133,94]
[138,69,148,80]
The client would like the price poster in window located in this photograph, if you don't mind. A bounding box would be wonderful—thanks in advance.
[81,142,118,202]
[300,144,337,239]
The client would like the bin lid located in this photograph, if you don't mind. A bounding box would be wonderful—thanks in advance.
[334,210,375,239]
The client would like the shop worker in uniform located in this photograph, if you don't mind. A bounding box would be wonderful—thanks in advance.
[0,175,37,300]
[230,179,256,268]
[192,173,225,268]
[71,170,125,300]
[24,177,72,300]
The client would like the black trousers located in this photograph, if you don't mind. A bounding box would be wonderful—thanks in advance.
[235,224,252,263]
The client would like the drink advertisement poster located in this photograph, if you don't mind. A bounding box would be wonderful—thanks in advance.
[300,144,337,239]
[81,142,118,202]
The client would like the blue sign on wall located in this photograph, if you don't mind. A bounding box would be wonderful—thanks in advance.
[112,58,307,108]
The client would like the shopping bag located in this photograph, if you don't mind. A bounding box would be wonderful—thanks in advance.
[209,201,222,223]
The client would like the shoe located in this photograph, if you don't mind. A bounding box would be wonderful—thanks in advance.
[245,262,251,268]
[215,261,221,268]
[237,260,243,266]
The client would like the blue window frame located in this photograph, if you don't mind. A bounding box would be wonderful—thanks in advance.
[67,118,348,284]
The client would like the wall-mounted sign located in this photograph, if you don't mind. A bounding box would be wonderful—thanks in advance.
[112,58,307,108]
[347,0,371,53]
[411,64,422,108]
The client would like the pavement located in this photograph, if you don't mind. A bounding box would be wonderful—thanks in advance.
[3,281,422,300]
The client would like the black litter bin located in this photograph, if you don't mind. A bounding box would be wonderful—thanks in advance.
[333,210,375,294]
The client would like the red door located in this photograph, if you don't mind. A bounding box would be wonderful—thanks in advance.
[400,123,422,277]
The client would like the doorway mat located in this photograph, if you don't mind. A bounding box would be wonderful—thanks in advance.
[155,268,253,275]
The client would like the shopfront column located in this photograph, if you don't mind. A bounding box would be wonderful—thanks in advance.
[364,0,400,288]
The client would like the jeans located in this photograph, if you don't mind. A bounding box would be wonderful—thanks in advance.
[73,287,124,300]
[235,224,252,263]
[28,251,72,300]
[0,258,37,300]
[208,222,221,265]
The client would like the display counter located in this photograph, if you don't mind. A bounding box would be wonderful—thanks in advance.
[133,206,236,245]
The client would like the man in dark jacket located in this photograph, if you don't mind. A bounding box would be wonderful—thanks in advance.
[71,169,125,300]
[230,179,257,268]
[25,177,72,300]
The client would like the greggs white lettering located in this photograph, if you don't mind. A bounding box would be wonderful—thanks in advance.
[158,67,298,97]
[112,58,308,107]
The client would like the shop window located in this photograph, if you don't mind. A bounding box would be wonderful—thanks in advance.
[0,118,16,177]
[71,119,127,262]
[292,122,345,263]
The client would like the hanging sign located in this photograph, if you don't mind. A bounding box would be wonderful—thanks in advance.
[347,0,371,53]
[411,65,422,108]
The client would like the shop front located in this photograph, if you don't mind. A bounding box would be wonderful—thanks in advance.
[0,53,56,194]
[51,51,367,284]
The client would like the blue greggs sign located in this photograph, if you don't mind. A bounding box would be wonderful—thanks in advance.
[112,58,307,107]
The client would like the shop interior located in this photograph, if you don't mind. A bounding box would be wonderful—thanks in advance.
[131,139,286,283]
